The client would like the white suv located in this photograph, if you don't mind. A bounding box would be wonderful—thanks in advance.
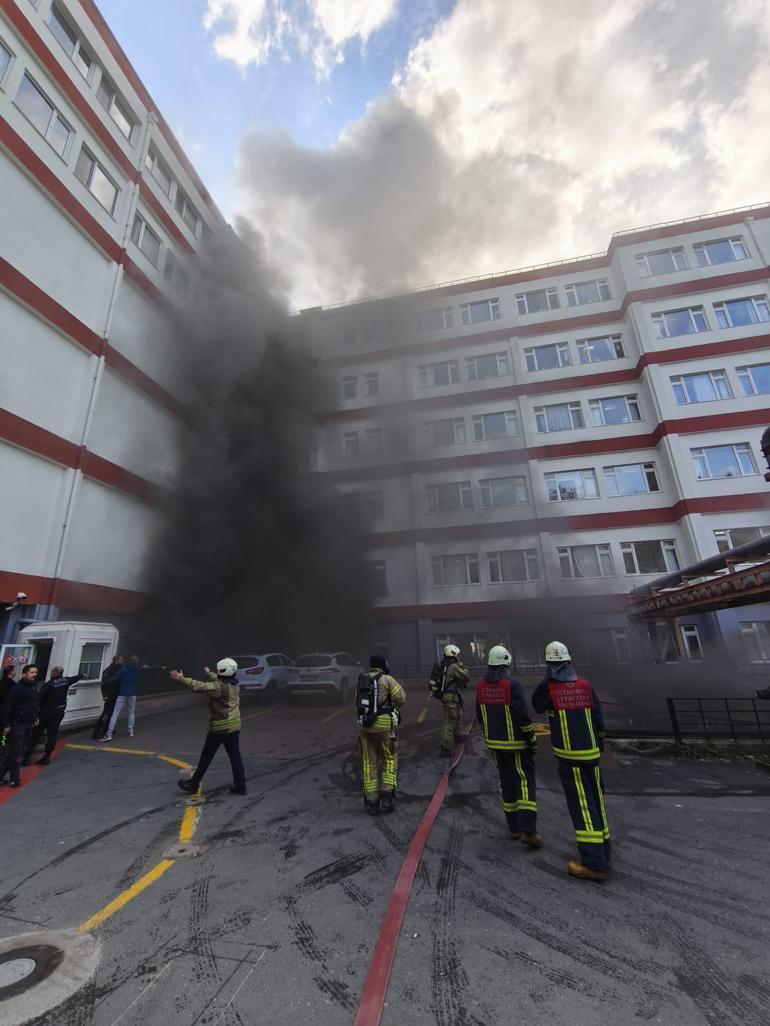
[233,653,294,702]
[287,652,364,704]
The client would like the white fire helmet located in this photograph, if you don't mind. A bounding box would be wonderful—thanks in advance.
[545,641,571,664]
[216,657,239,678]
[488,645,512,667]
[443,644,461,659]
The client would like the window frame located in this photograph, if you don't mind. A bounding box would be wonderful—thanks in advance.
[343,431,360,458]
[418,359,460,389]
[416,307,454,333]
[426,480,474,514]
[544,468,599,502]
[693,237,748,267]
[144,145,174,197]
[479,475,529,509]
[472,410,519,441]
[459,298,501,326]
[588,394,641,427]
[431,553,481,587]
[736,362,770,396]
[635,247,688,277]
[96,72,135,142]
[575,334,625,365]
[564,278,611,307]
[342,376,357,400]
[524,342,571,372]
[74,145,119,214]
[466,351,510,381]
[47,3,93,79]
[534,401,584,434]
[14,73,73,158]
[557,543,615,579]
[670,369,731,405]
[713,295,770,329]
[714,526,770,553]
[652,306,709,338]
[0,37,13,88]
[620,539,680,575]
[130,212,162,268]
[515,287,560,315]
[423,417,466,447]
[487,548,540,583]
[604,462,659,497]
[363,372,379,397]
[691,443,758,481]
[175,186,200,235]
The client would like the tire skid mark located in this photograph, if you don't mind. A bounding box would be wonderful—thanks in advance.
[187,873,223,1007]
[341,880,373,909]
[298,850,380,893]
[285,896,355,1011]
[486,944,623,1005]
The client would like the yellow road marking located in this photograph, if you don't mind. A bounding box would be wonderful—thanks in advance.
[66,742,192,771]
[179,805,200,844]
[321,707,348,723]
[416,706,428,724]
[79,859,175,933]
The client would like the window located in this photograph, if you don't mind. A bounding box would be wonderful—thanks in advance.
[416,307,453,332]
[0,39,11,84]
[175,187,200,234]
[423,418,466,447]
[472,410,518,441]
[714,526,770,553]
[15,75,72,157]
[558,544,615,579]
[343,431,359,458]
[589,395,641,426]
[739,621,770,663]
[680,625,703,661]
[565,278,611,307]
[524,342,570,372]
[534,402,584,433]
[364,427,383,454]
[363,490,384,520]
[97,74,134,140]
[620,539,680,575]
[516,287,559,315]
[604,463,659,496]
[584,628,631,664]
[363,372,379,397]
[144,145,173,197]
[163,250,190,296]
[426,481,473,513]
[369,561,387,598]
[431,554,480,587]
[635,247,687,277]
[713,296,770,329]
[480,475,529,508]
[670,370,731,405]
[467,351,510,380]
[545,468,599,502]
[460,298,500,325]
[488,549,540,583]
[737,363,770,396]
[78,642,107,679]
[691,443,757,480]
[130,214,161,267]
[342,376,357,400]
[418,360,459,388]
[652,306,708,338]
[74,146,118,213]
[694,237,748,267]
[48,4,92,78]
[576,334,624,365]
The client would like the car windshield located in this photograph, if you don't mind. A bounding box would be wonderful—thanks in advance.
[296,655,333,667]
[232,656,260,665]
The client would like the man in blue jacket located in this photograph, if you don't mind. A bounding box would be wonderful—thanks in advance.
[23,666,82,766]
[1,665,40,788]
[101,655,163,741]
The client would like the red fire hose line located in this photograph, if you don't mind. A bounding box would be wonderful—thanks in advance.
[353,721,473,1026]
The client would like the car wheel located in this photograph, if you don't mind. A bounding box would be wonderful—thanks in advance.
[337,678,349,705]
[265,680,278,704]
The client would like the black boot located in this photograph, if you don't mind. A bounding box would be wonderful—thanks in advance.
[379,792,395,814]
[36,755,51,766]
[229,785,247,795]
[364,798,380,815]
[178,779,198,794]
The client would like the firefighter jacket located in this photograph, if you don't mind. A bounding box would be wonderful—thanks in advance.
[475,667,535,751]
[442,658,470,694]
[360,671,406,736]
[531,665,605,762]
[179,672,241,734]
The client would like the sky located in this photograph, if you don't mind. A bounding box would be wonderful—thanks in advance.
[97,0,770,309]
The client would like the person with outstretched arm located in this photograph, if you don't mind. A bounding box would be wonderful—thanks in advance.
[171,658,247,796]
[93,655,123,740]
[23,666,83,766]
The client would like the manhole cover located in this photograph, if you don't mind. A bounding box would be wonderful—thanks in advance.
[0,958,36,987]
[0,945,64,1001]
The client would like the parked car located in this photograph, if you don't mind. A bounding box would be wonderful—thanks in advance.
[232,653,294,702]
[286,652,364,704]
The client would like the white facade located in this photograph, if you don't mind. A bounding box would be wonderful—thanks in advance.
[304,208,770,668]
[0,0,219,641]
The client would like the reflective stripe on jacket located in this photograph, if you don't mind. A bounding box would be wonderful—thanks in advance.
[531,673,605,761]
[180,672,241,733]
[475,668,534,750]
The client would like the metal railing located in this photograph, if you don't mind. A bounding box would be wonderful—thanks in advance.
[666,697,770,744]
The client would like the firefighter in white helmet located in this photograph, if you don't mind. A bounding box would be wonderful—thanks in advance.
[170,657,247,796]
[475,645,541,847]
[532,641,610,881]
[430,643,470,756]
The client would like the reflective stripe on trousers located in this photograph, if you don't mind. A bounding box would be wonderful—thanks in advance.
[359,730,398,797]
[556,759,611,871]
[492,748,537,834]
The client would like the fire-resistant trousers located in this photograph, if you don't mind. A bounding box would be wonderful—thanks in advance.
[440,692,463,749]
[491,748,537,835]
[358,729,397,799]
[557,759,611,872]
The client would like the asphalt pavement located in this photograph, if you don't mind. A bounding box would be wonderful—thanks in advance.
[0,685,769,1026]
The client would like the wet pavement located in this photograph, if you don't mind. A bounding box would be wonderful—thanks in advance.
[0,686,769,1025]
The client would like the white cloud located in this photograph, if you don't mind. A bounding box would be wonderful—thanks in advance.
[235,0,770,308]
[203,0,397,73]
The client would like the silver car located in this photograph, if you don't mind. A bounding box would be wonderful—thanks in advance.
[287,652,364,704]
[233,653,294,702]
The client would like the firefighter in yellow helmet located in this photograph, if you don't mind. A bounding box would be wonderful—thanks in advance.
[432,643,470,756]
[356,654,406,815]
[475,645,541,847]
[532,641,610,881]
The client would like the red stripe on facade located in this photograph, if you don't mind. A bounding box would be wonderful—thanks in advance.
[0,256,103,355]
[77,0,224,221]
[0,116,122,262]
[0,569,147,612]
[138,181,194,254]
[0,0,138,181]
[375,594,630,622]
[121,254,170,309]
[322,266,770,368]
[103,346,186,420]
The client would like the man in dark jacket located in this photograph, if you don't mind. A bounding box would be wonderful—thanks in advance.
[102,655,164,741]
[0,666,16,783]
[476,645,541,847]
[23,666,83,766]
[531,640,610,881]
[0,665,40,788]
[93,655,123,739]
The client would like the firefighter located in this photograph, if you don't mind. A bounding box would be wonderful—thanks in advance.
[531,641,610,881]
[475,645,541,846]
[438,644,470,756]
[358,654,406,815]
